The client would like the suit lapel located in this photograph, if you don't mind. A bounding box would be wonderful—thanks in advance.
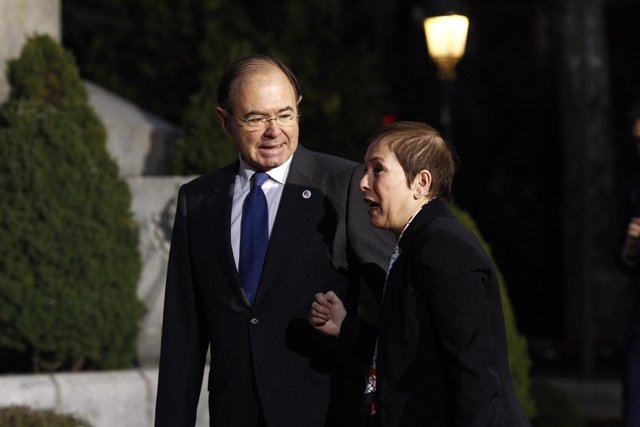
[204,163,250,305]
[255,148,322,303]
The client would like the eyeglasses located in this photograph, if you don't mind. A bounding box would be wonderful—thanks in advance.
[229,111,300,132]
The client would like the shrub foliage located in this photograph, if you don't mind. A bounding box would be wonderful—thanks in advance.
[0,35,143,372]
[0,406,92,427]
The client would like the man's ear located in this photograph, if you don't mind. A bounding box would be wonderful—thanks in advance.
[216,106,231,135]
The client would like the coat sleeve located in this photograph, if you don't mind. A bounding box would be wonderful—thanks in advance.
[155,187,209,427]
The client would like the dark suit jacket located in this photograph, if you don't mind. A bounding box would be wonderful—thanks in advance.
[341,200,530,427]
[154,146,393,427]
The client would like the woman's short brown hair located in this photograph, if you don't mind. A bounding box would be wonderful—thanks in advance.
[367,121,457,202]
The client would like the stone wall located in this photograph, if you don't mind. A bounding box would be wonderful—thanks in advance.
[0,368,210,427]
[86,82,181,177]
[127,176,194,365]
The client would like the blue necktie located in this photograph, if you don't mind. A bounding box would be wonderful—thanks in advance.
[239,172,269,304]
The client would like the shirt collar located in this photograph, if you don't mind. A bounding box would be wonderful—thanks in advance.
[238,154,293,190]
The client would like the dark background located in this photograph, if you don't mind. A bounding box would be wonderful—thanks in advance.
[371,0,640,375]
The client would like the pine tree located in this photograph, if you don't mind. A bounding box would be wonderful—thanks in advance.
[0,35,143,371]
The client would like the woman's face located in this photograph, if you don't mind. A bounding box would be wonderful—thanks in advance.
[359,142,422,236]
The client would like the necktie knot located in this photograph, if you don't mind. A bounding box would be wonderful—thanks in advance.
[252,172,268,188]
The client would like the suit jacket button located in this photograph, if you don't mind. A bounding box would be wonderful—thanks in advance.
[250,317,259,325]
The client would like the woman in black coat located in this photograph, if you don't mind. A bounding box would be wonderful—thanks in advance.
[310,121,530,427]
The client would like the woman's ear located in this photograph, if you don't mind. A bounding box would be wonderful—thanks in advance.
[413,169,432,198]
[215,106,231,135]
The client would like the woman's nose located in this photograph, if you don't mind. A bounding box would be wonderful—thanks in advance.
[359,173,369,192]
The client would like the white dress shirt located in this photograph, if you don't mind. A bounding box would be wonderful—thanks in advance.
[230,155,293,270]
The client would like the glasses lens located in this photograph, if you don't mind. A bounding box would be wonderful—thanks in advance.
[242,116,264,131]
[276,113,297,127]
[237,113,298,132]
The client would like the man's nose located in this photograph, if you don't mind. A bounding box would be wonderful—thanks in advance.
[263,118,282,136]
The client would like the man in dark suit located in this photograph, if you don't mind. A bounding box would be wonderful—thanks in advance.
[154,55,393,427]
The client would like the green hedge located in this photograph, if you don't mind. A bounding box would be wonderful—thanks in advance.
[0,35,143,372]
[452,205,536,418]
[170,86,236,175]
[0,406,91,427]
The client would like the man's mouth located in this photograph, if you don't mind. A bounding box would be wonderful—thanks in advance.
[259,142,285,150]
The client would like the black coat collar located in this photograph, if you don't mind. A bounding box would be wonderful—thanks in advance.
[398,199,454,250]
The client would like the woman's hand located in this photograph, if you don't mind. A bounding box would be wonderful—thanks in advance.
[309,291,347,337]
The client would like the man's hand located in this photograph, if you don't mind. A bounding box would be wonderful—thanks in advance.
[309,291,347,337]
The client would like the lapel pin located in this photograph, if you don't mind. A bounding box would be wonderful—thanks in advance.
[302,190,312,199]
